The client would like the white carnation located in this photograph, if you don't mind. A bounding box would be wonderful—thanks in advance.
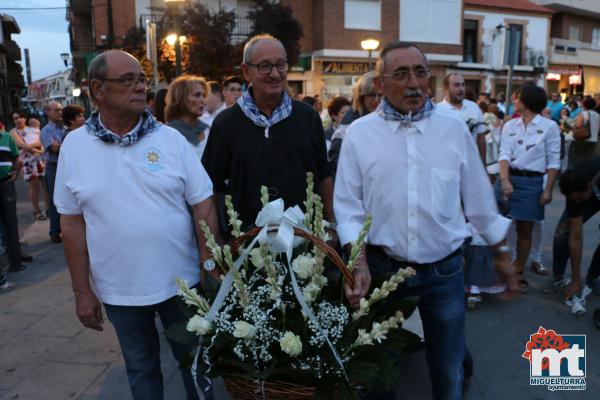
[233,320,257,339]
[279,331,302,356]
[292,254,316,279]
[186,315,211,336]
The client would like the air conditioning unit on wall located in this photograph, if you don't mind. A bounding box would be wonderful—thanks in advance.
[529,51,548,69]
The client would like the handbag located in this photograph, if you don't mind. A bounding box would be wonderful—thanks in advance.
[573,111,591,141]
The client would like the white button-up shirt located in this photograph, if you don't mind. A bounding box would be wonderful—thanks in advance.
[498,114,561,173]
[334,109,510,263]
[437,98,486,137]
[200,103,227,127]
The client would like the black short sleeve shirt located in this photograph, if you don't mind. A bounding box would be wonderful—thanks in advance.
[202,100,331,228]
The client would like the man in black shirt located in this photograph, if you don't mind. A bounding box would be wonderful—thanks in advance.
[202,34,334,232]
[201,35,371,301]
[546,156,600,310]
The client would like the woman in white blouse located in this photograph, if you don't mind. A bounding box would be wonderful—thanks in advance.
[497,83,561,293]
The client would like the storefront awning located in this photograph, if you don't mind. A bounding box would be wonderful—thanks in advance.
[584,66,600,95]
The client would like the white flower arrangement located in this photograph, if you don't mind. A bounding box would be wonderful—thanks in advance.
[175,173,420,398]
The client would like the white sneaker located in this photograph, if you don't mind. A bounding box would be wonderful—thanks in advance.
[581,285,592,301]
[0,281,15,293]
[565,294,586,315]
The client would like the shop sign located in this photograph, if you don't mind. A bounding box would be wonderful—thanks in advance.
[548,67,579,75]
[322,61,370,75]
[546,73,561,81]
[569,74,582,85]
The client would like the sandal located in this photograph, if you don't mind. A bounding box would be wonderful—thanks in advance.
[531,261,549,276]
[517,272,529,293]
[33,212,47,221]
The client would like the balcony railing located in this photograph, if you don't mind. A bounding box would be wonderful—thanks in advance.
[551,38,600,53]
[139,14,165,28]
[232,17,252,43]
[0,40,22,61]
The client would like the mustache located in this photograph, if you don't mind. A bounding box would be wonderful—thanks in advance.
[403,89,423,98]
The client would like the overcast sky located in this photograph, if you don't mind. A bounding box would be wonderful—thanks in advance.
[1,0,70,81]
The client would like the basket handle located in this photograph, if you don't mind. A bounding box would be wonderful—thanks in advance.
[230,226,355,288]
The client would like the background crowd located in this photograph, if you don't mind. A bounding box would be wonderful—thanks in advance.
[0,35,599,400]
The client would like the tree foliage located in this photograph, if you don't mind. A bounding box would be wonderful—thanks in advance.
[247,0,304,66]
[181,3,239,80]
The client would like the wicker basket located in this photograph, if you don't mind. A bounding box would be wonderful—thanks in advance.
[223,226,353,398]
[231,226,355,287]
[223,376,315,400]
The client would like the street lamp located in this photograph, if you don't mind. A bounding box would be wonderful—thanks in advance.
[165,0,185,77]
[361,39,380,71]
[60,53,70,67]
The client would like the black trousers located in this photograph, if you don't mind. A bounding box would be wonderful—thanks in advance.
[0,180,22,270]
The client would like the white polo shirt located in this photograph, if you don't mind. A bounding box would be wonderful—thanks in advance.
[54,123,213,306]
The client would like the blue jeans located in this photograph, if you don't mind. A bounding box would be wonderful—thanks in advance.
[104,295,200,400]
[44,162,60,236]
[367,246,466,400]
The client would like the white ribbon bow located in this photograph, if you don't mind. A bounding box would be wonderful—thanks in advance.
[255,199,306,260]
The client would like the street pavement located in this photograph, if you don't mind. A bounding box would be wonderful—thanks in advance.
[0,180,598,400]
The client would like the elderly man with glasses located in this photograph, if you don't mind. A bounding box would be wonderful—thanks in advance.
[202,34,334,235]
[334,41,512,399]
[54,50,220,400]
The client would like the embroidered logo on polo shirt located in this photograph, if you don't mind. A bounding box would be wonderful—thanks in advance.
[143,148,165,171]
[509,132,517,136]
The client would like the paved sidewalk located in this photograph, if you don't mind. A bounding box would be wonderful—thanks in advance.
[0,182,598,399]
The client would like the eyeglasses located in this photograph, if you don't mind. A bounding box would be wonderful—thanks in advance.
[245,60,288,75]
[226,87,242,92]
[100,73,148,87]
[382,67,431,82]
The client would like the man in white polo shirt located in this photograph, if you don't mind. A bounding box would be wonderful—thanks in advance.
[437,73,487,163]
[55,50,220,400]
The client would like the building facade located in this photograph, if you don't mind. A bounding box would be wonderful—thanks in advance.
[460,0,553,98]
[281,0,464,101]
[22,69,77,118]
[532,0,600,96]
[0,13,25,127]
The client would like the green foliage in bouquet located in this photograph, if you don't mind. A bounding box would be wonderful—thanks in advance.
[176,173,420,398]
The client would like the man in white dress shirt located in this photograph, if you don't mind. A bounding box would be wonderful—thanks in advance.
[437,73,487,163]
[334,42,511,399]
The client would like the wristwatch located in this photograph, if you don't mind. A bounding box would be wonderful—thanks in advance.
[202,259,216,271]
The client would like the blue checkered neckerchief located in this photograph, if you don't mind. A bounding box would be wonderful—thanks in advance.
[237,88,292,138]
[85,109,160,146]
[376,97,435,124]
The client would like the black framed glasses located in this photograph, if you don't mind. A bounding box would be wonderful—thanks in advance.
[382,67,431,82]
[100,73,148,87]
[245,60,288,75]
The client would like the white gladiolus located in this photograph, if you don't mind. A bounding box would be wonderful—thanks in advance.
[233,321,257,339]
[186,315,211,335]
[250,248,265,268]
[292,254,316,279]
[280,331,303,356]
